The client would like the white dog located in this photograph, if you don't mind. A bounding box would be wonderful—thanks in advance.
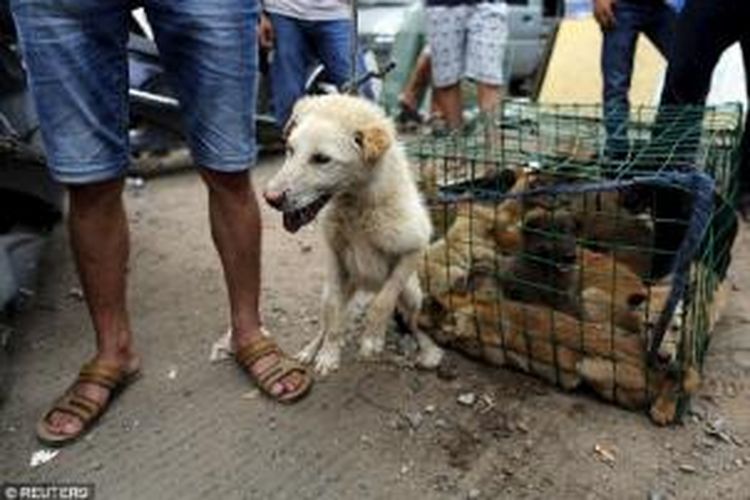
[263,95,444,375]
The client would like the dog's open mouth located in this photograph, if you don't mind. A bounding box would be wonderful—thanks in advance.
[282,194,332,233]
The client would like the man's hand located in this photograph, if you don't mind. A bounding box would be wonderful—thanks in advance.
[593,0,617,30]
[259,13,274,49]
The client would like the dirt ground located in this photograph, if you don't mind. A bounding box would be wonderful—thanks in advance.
[1,156,749,500]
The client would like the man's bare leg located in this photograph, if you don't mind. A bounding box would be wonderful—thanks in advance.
[432,83,463,129]
[399,50,433,113]
[199,169,303,396]
[46,179,139,436]
[477,82,503,115]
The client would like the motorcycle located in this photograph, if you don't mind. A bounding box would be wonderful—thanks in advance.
[0,5,63,318]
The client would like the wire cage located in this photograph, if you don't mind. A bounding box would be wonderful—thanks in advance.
[411,101,742,425]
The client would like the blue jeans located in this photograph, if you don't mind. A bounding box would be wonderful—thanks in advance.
[601,0,675,157]
[268,13,371,126]
[11,0,258,184]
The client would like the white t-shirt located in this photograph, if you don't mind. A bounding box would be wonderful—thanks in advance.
[264,0,351,21]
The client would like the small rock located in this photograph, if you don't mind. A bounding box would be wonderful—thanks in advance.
[435,418,449,430]
[457,392,477,407]
[300,243,313,253]
[90,461,103,472]
[704,421,733,444]
[241,389,259,400]
[593,444,616,466]
[404,411,424,430]
[678,464,697,474]
[734,458,744,468]
[388,417,406,431]
[467,488,481,499]
[360,434,373,446]
[68,287,84,301]
[167,366,178,380]
[122,418,140,432]
[425,404,436,414]
[516,421,530,434]
[400,463,410,475]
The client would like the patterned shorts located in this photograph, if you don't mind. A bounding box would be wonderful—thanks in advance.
[426,2,509,88]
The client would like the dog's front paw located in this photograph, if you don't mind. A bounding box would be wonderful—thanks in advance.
[314,341,341,376]
[358,335,385,360]
[416,343,444,369]
[296,337,322,365]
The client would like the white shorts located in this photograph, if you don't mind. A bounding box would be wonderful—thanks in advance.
[426,2,509,88]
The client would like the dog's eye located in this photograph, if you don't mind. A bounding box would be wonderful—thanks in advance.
[311,153,330,164]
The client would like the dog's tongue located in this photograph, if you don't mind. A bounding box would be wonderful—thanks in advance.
[281,195,332,233]
[283,211,305,233]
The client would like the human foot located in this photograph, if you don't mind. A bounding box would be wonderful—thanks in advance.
[233,330,312,403]
[37,355,141,446]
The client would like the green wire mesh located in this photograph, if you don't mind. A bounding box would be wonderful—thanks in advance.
[410,100,742,424]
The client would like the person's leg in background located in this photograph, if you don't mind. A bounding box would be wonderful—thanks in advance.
[599,1,639,159]
[465,1,508,117]
[642,0,676,57]
[312,18,373,98]
[266,13,312,127]
[649,0,741,279]
[426,5,467,129]
[397,47,432,125]
[146,0,308,398]
[659,0,738,107]
[11,0,141,440]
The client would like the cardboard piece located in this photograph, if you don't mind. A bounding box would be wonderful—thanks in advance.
[538,18,667,106]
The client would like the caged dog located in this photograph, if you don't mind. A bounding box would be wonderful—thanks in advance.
[263,95,444,375]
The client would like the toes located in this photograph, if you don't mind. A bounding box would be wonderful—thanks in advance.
[271,382,285,397]
[47,411,82,436]
[283,374,302,393]
[61,419,82,436]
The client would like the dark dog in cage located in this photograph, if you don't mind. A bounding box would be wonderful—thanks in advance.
[420,166,682,364]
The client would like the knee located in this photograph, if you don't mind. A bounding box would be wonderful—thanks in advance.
[68,179,124,211]
[200,168,253,199]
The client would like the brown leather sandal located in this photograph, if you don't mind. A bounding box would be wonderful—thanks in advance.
[36,360,141,447]
[235,336,313,404]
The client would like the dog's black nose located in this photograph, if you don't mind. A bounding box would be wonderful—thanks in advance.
[264,190,287,210]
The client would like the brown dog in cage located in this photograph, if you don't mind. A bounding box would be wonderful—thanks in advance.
[420,168,667,337]
[417,165,705,423]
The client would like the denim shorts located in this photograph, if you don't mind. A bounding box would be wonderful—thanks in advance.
[266,13,372,126]
[11,0,259,184]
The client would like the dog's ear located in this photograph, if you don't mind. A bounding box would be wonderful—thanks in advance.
[354,125,392,164]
